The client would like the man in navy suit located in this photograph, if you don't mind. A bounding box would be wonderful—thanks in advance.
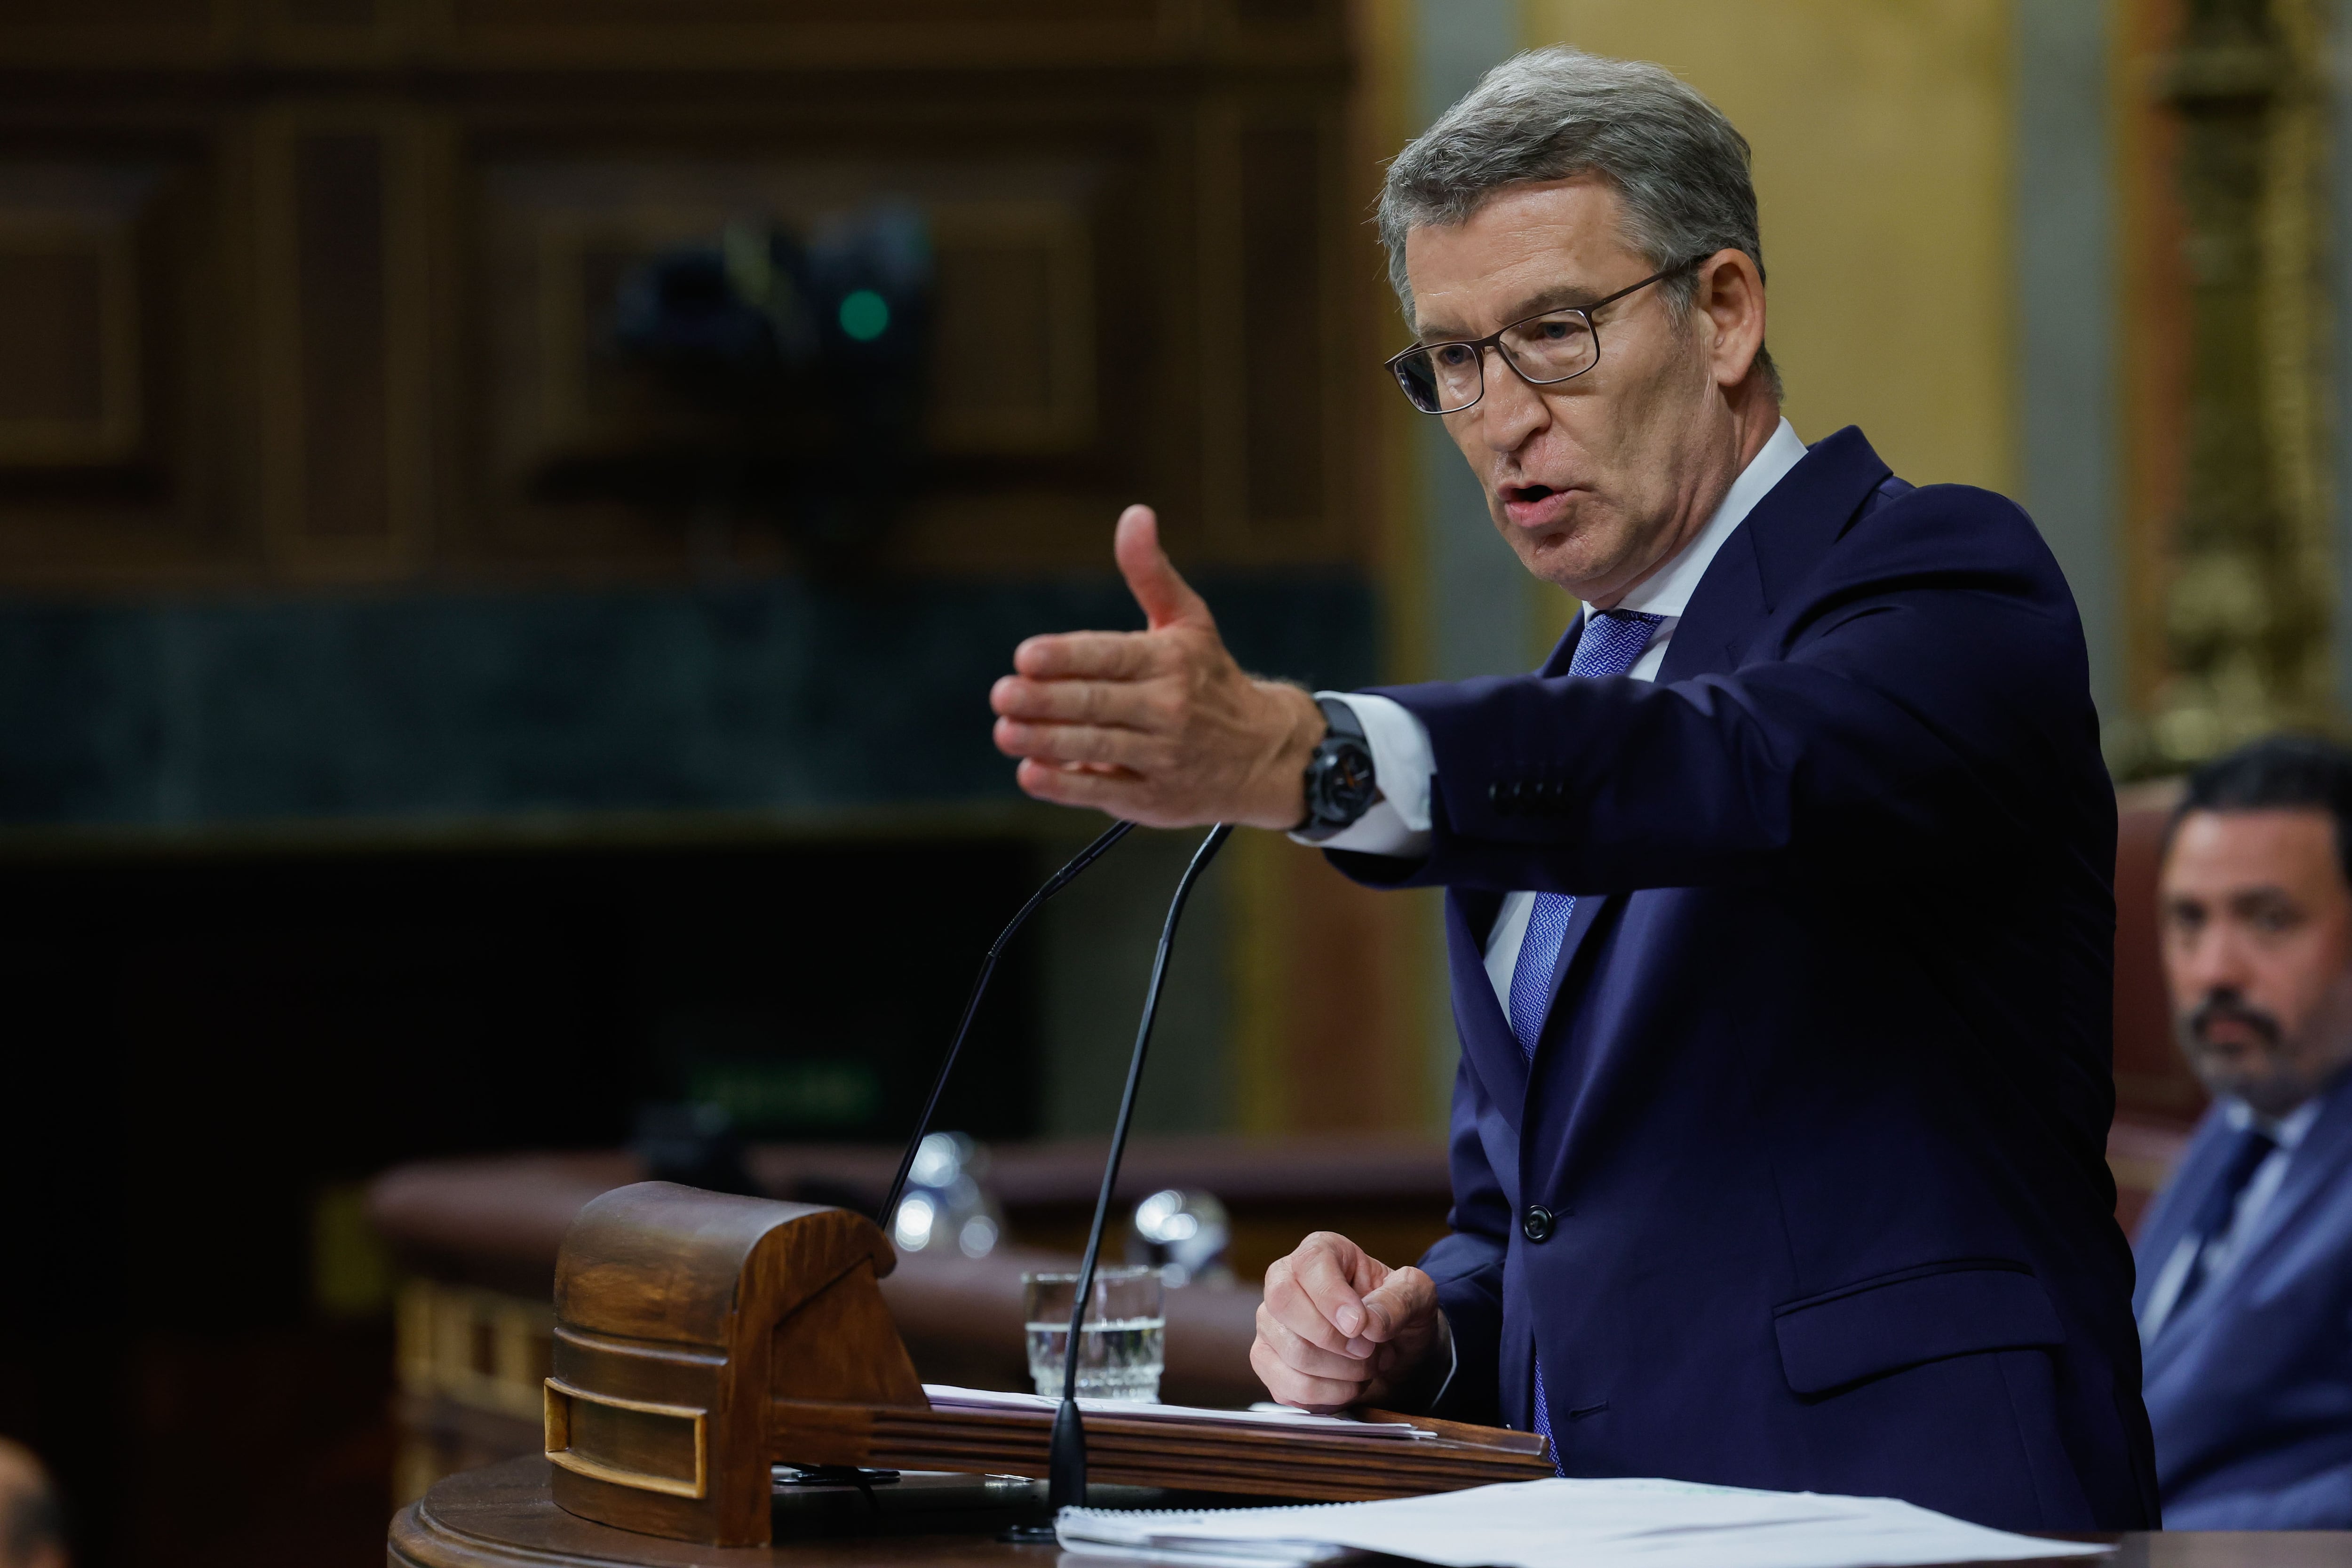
[989,47,2155,1528]
[2137,736,2352,1527]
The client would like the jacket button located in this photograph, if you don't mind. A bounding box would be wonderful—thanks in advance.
[1523,1205,1555,1242]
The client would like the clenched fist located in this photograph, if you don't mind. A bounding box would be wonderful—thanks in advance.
[990,505,1326,829]
[1251,1231,1447,1413]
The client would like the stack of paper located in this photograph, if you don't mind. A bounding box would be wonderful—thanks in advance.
[922,1385,1437,1440]
[1056,1475,2113,1568]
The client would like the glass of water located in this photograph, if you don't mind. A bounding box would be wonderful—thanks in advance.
[1023,1265,1165,1401]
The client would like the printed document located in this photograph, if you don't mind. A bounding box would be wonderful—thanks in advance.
[1056,1475,2112,1568]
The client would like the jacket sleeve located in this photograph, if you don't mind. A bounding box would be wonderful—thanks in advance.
[1332,486,2107,898]
[1416,1051,1510,1427]
[2165,1466,2352,1530]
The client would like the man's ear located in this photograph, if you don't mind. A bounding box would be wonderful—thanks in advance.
[1695,248,1767,390]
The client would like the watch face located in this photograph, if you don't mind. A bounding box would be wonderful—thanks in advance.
[1314,739,1378,824]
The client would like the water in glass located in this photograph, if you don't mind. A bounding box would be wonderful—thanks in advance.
[1022,1265,1165,1401]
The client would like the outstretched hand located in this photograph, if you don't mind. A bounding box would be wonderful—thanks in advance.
[990,505,1325,829]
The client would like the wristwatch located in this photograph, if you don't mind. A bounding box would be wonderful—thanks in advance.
[1295,696,1380,842]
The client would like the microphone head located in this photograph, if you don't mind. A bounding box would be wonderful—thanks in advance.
[1127,1187,1234,1287]
[890,1131,1005,1259]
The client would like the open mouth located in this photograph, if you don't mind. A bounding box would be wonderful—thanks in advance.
[1501,482,1576,529]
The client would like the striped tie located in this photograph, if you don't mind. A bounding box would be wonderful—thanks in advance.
[1509,607,1662,1466]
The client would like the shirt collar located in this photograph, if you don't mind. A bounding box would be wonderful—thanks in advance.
[1612,417,1809,620]
[2225,1093,2325,1151]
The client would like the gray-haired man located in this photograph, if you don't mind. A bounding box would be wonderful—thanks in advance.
[991,48,2155,1528]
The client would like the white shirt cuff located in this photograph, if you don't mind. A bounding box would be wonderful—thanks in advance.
[1286,692,1434,857]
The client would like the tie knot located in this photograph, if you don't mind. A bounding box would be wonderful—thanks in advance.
[1567,608,1666,681]
[2225,1125,2281,1184]
[2187,1124,2282,1244]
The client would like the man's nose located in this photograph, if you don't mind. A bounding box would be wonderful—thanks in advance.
[2179,924,2255,993]
[1475,346,1548,453]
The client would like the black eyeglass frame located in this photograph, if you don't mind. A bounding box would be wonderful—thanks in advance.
[1383,255,1706,415]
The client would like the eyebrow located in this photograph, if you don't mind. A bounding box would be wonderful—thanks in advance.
[1415,282,1619,344]
[2163,883,2300,911]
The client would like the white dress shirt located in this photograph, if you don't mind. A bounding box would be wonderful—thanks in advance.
[1297,418,1810,1011]
[2137,1094,2324,1342]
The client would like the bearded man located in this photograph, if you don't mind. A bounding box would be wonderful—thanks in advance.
[2139,734,2352,1527]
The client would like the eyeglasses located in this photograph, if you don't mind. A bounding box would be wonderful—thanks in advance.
[1383,258,1702,415]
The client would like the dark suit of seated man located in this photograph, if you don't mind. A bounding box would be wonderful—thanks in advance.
[2138,736,2352,1527]
[989,45,2156,1531]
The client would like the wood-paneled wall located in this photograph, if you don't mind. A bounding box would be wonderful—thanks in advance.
[0,0,1437,1156]
[0,12,1440,1562]
[0,0,1373,591]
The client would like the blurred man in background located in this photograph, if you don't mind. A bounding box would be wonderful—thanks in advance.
[2141,734,2352,1527]
[0,1440,64,1568]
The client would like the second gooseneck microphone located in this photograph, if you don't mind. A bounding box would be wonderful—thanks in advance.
[877,819,1136,1230]
[1048,822,1234,1512]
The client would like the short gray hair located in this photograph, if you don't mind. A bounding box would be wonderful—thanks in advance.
[1379,47,1780,398]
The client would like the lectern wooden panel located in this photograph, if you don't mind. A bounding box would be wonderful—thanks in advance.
[546,1183,927,1544]
[543,1183,1552,1548]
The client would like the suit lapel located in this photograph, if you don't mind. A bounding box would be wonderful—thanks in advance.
[1543,888,1612,1016]
[1445,888,1526,1129]
[1457,887,1505,949]
[2133,1115,2234,1381]
[1663,425,1893,677]
[1747,428,1890,605]
[1525,428,1896,1049]
[2132,1112,2229,1321]
[2146,1077,2352,1375]
[2236,1073,2352,1267]
[1536,613,1583,678]
[1659,495,1768,685]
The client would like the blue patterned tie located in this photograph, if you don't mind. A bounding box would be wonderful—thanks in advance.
[1509,607,1662,1466]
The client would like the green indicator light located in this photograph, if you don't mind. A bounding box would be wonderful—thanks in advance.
[838,289,890,342]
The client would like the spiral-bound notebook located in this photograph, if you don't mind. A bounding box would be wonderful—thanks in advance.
[1054,1476,2113,1568]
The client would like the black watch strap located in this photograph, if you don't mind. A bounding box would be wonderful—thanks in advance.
[1317,694,1366,745]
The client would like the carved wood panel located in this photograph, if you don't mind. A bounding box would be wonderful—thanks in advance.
[0,167,146,466]
[0,0,1359,588]
[505,175,1096,469]
[0,142,234,588]
[1195,94,1350,565]
[252,108,435,576]
[0,0,1344,69]
[466,143,1153,574]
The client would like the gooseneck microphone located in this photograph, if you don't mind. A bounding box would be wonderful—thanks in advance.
[1047,822,1234,1512]
[877,819,1136,1230]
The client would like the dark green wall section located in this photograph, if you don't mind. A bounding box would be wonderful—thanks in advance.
[0,572,1378,825]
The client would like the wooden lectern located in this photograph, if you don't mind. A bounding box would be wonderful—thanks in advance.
[543,1182,930,1543]
[542,1182,1552,1547]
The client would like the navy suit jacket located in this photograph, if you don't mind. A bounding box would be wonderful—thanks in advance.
[2136,1071,2352,1527]
[1329,428,2157,1531]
